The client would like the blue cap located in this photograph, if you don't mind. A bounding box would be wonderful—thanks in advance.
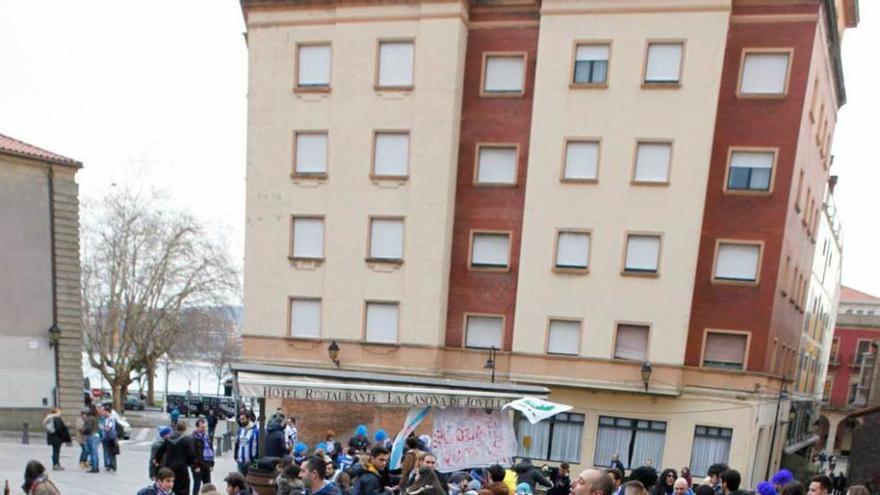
[756,482,777,495]
[356,424,368,437]
[158,426,172,437]
[375,429,387,442]
[295,442,308,454]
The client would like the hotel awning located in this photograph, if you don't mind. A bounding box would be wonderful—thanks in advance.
[231,362,549,410]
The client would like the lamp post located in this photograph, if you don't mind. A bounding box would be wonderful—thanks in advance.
[328,340,341,368]
[641,362,652,391]
[484,346,497,383]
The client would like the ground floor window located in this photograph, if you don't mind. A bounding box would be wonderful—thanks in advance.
[515,412,584,462]
[689,425,732,477]
[593,416,666,469]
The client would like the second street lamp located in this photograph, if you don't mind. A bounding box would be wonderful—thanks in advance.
[327,340,341,368]
[641,362,652,391]
[484,346,497,383]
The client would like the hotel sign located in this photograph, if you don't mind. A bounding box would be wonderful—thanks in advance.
[240,383,511,409]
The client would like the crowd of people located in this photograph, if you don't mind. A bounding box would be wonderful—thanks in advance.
[17,407,877,495]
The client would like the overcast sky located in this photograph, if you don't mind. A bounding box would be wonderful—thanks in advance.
[0,1,877,297]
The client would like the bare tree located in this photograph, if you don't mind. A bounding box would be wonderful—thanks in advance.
[81,189,239,410]
[171,306,242,394]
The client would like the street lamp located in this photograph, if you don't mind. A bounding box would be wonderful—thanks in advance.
[327,340,341,368]
[484,346,497,383]
[47,323,61,348]
[641,362,652,391]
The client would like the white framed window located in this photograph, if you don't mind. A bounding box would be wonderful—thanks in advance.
[516,412,585,463]
[644,42,684,84]
[614,324,649,361]
[594,416,666,469]
[373,132,409,178]
[703,331,748,370]
[291,217,324,259]
[633,142,672,184]
[296,44,331,88]
[547,320,580,355]
[289,298,321,338]
[714,242,761,283]
[555,231,590,271]
[368,217,404,261]
[364,302,399,343]
[739,51,791,96]
[465,315,503,349]
[563,141,599,181]
[471,232,511,269]
[476,145,518,185]
[377,41,415,88]
[573,44,609,85]
[689,426,732,477]
[726,150,775,192]
[294,132,328,175]
[482,54,526,95]
[623,234,661,274]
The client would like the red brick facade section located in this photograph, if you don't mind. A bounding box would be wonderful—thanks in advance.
[685,4,819,372]
[827,326,880,407]
[444,10,539,350]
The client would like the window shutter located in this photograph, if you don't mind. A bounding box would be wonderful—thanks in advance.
[298,45,331,86]
[634,143,671,182]
[472,233,510,267]
[645,43,683,82]
[548,320,580,355]
[625,235,660,272]
[365,302,399,343]
[369,219,404,260]
[466,316,503,349]
[378,42,414,87]
[576,45,609,62]
[704,332,747,368]
[730,151,773,170]
[715,243,760,281]
[615,325,649,361]
[556,232,590,269]
[374,133,409,177]
[290,300,321,338]
[564,142,599,180]
[295,134,328,174]
[292,218,324,258]
[484,56,525,92]
[477,147,517,184]
[741,53,789,94]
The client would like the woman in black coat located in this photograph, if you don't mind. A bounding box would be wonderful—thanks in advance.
[43,408,71,471]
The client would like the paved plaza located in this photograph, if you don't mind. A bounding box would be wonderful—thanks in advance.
[0,427,239,495]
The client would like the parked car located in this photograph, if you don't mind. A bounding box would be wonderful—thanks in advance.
[124,396,145,411]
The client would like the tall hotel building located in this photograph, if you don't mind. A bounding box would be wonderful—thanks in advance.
[237,0,858,482]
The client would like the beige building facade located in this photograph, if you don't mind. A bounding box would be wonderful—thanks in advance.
[0,134,84,428]
[238,0,858,484]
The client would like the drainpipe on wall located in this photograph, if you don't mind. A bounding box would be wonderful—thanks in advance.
[47,165,60,407]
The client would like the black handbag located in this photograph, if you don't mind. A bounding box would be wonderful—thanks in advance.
[111,438,120,456]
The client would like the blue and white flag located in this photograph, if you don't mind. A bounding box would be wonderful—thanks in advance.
[389,406,432,470]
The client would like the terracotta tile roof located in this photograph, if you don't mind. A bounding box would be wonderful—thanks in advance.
[840,285,880,304]
[0,133,81,167]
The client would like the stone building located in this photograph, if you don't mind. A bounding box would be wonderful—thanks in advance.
[0,133,84,428]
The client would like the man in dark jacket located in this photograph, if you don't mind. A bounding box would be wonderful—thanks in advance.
[514,459,552,492]
[150,427,173,480]
[206,409,219,440]
[303,456,343,495]
[351,445,389,495]
[265,415,289,458]
[192,418,215,495]
[155,420,198,495]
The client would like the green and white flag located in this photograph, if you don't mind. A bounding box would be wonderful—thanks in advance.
[502,397,572,424]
